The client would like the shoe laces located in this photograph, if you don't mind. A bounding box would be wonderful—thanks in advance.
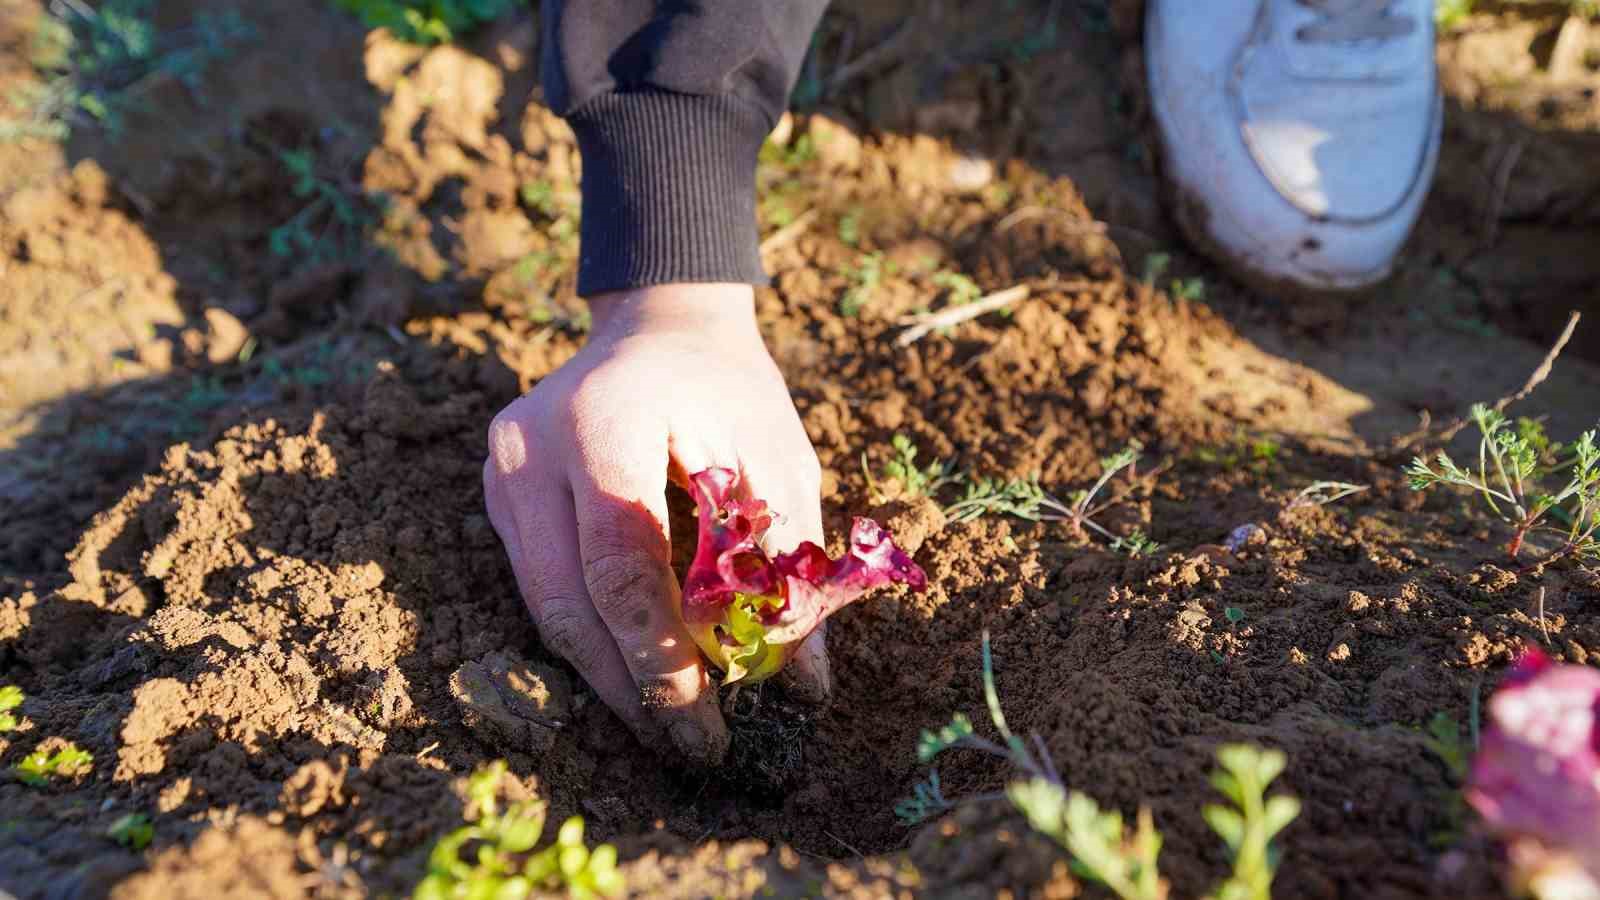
[1295,0,1415,43]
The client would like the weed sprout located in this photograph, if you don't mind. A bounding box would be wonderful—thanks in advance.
[1406,405,1600,564]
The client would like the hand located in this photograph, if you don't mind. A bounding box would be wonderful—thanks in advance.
[483,283,829,764]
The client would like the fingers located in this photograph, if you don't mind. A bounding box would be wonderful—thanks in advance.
[483,434,652,738]
[567,425,729,765]
[739,440,832,706]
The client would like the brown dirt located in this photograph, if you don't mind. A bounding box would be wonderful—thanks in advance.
[3,1,1599,898]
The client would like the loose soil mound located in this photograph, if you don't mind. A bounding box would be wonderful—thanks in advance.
[3,1,1599,897]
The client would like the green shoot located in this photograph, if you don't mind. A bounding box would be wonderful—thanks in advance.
[0,686,21,732]
[1224,606,1245,626]
[415,760,624,900]
[1141,253,1171,287]
[1405,405,1600,563]
[1286,481,1369,510]
[107,813,154,851]
[943,444,1158,556]
[1418,712,1470,849]
[894,771,956,825]
[268,146,383,265]
[839,252,889,317]
[1,0,252,141]
[865,434,958,500]
[1204,745,1301,900]
[931,271,982,306]
[15,743,94,786]
[332,0,517,44]
[1010,780,1168,900]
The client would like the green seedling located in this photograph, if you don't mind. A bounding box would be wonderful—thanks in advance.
[1406,405,1600,564]
[333,0,517,44]
[1418,711,1470,849]
[15,743,93,786]
[839,252,890,317]
[1141,253,1171,287]
[1286,481,1369,510]
[837,207,863,247]
[894,771,955,825]
[1169,277,1206,302]
[758,133,816,170]
[904,633,1299,900]
[107,813,154,851]
[0,686,21,732]
[864,434,958,500]
[2,0,251,141]
[268,147,383,265]
[931,271,982,306]
[1204,745,1301,900]
[1224,606,1246,626]
[414,760,623,900]
[945,444,1158,556]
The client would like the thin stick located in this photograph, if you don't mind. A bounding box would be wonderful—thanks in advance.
[1536,586,1551,647]
[1398,310,1582,449]
[895,285,1030,347]
[759,208,817,256]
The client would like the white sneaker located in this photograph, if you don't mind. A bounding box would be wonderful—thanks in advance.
[1146,0,1441,295]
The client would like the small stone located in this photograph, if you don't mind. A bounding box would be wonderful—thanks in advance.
[450,651,572,754]
[203,307,250,364]
[1326,642,1352,662]
[807,112,862,172]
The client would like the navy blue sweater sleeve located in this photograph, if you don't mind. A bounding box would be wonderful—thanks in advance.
[541,1,829,297]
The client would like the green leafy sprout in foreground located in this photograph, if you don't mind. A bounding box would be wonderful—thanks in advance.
[0,686,22,732]
[944,443,1160,557]
[1405,405,1600,564]
[15,743,94,786]
[903,633,1299,900]
[415,760,623,900]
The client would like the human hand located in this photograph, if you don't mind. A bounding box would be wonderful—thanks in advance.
[483,283,829,764]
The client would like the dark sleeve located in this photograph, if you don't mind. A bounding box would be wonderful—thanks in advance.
[541,0,828,297]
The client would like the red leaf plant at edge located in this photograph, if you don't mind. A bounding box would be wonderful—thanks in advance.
[1467,646,1600,899]
[680,468,926,685]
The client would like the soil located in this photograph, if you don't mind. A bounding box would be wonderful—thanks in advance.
[2,1,1599,898]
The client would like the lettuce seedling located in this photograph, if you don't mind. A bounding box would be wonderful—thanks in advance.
[107,813,154,851]
[682,468,927,685]
[1466,648,1600,899]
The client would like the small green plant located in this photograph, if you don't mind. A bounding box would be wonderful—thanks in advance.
[1405,405,1600,564]
[1418,711,1471,849]
[864,434,958,500]
[758,133,816,170]
[1204,745,1302,900]
[1141,252,1171,286]
[15,743,94,786]
[944,444,1158,556]
[0,686,22,732]
[931,270,982,306]
[1169,276,1206,302]
[268,147,384,265]
[838,251,890,317]
[904,634,1299,900]
[894,771,955,825]
[1,0,252,141]
[333,0,517,44]
[107,813,154,851]
[1224,606,1246,626]
[837,207,863,247]
[414,760,623,900]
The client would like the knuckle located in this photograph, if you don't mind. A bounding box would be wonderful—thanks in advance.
[486,412,530,475]
[536,601,607,675]
[582,550,659,619]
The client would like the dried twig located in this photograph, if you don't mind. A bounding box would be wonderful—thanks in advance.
[1395,310,1581,450]
[895,285,1030,347]
[759,208,817,257]
[1536,586,1551,647]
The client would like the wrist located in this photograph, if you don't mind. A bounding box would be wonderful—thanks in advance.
[588,284,758,341]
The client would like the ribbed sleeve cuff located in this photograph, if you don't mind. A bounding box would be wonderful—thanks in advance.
[567,91,770,297]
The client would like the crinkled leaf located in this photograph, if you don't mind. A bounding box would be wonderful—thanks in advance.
[682,468,927,684]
